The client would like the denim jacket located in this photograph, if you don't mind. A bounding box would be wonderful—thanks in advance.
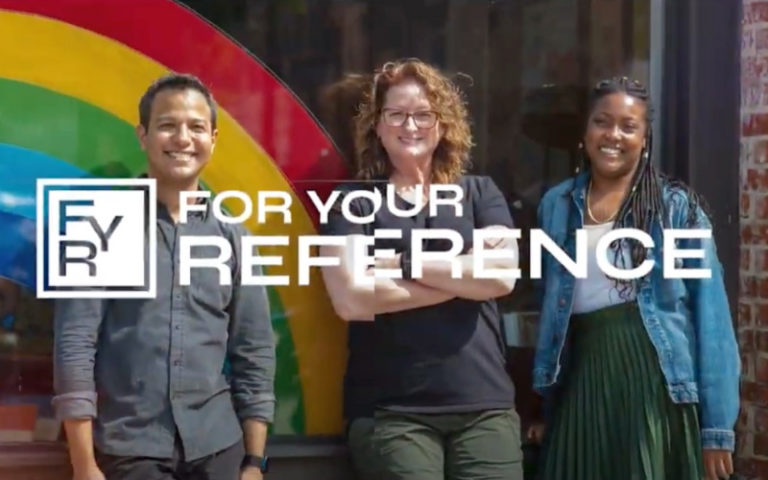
[533,172,740,451]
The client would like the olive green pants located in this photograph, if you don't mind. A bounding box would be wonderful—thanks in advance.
[373,408,524,480]
[347,417,381,480]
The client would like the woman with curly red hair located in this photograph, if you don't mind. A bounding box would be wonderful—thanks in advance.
[320,58,524,480]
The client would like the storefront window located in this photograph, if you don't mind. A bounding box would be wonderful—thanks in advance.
[183,0,650,309]
[0,0,650,446]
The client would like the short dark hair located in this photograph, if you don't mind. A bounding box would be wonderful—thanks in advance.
[138,73,217,129]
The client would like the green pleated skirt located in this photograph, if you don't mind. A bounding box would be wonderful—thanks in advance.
[539,302,703,480]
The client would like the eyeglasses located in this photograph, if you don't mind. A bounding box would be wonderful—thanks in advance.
[381,108,438,129]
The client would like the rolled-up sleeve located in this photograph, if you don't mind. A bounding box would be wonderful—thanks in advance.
[226,226,276,423]
[680,206,740,451]
[52,298,106,420]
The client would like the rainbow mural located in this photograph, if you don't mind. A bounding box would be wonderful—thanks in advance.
[0,0,349,435]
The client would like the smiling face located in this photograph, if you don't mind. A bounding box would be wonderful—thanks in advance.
[375,79,442,172]
[584,92,648,181]
[136,88,217,185]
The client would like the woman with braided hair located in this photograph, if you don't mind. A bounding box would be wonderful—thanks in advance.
[530,77,739,480]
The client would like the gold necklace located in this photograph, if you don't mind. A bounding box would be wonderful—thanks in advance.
[586,181,619,224]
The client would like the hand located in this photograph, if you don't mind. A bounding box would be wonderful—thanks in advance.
[484,236,514,250]
[375,252,401,270]
[480,226,515,250]
[240,466,264,480]
[526,422,546,444]
[703,449,733,479]
[72,463,105,480]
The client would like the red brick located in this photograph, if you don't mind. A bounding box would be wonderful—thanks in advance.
[746,352,756,381]
[758,26,768,51]
[757,249,768,271]
[760,169,768,187]
[757,356,768,383]
[743,329,756,353]
[741,405,753,432]
[744,77,762,110]
[744,193,753,219]
[744,56,766,83]
[747,170,757,190]
[764,82,768,106]
[759,280,768,301]
[744,275,759,297]
[743,381,768,403]
[738,435,754,461]
[744,225,755,245]
[744,56,764,82]
[747,83,762,109]
[756,140,768,165]
[758,304,768,327]
[757,408,768,433]
[736,456,768,478]
[745,169,768,190]
[743,225,768,245]
[744,380,755,401]
[756,433,768,457]
[757,330,768,351]
[742,302,755,326]
[747,3,768,24]
[758,198,768,220]
[744,247,753,271]
[745,225,754,244]
[744,113,768,136]
[757,196,768,220]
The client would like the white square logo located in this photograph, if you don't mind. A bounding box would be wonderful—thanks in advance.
[36,179,156,298]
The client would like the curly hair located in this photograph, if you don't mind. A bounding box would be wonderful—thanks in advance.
[354,58,473,184]
[317,73,373,173]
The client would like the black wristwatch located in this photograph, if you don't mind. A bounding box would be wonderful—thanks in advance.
[242,454,269,474]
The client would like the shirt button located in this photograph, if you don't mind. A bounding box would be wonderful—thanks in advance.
[559,298,566,306]
[175,325,181,330]
[173,360,181,366]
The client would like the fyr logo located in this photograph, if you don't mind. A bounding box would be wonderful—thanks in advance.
[36,179,156,298]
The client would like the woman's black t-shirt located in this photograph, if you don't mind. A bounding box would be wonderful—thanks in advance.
[321,175,516,414]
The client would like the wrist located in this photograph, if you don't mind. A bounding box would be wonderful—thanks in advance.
[70,450,97,470]
[71,459,100,477]
[242,454,269,474]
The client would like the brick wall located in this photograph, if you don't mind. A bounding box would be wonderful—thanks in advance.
[739,1,768,478]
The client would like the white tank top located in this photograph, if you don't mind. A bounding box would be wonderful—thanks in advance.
[571,222,637,314]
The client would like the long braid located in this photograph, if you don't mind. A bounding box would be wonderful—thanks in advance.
[583,77,710,298]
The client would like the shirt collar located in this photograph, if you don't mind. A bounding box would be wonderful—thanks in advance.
[137,172,211,222]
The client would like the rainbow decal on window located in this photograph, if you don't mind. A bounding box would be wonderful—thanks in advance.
[0,0,349,435]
